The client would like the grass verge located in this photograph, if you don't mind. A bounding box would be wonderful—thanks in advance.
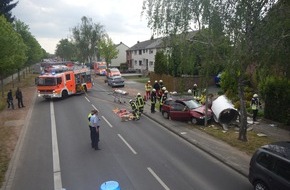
[194,125,274,155]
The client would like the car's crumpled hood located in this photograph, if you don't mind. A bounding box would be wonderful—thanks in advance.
[192,106,212,115]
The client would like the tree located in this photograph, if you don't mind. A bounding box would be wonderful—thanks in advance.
[142,0,278,141]
[154,50,168,75]
[71,16,105,63]
[13,19,43,66]
[55,38,77,61]
[0,0,18,23]
[97,34,118,67]
[0,15,26,96]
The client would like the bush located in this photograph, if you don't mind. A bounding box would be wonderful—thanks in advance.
[260,77,290,125]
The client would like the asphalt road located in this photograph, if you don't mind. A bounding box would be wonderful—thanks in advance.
[6,78,252,190]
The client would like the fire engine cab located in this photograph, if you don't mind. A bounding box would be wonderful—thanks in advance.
[36,64,93,99]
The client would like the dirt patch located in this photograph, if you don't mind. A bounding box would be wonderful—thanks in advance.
[0,85,36,186]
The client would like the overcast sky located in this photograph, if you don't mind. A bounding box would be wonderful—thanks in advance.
[13,0,152,54]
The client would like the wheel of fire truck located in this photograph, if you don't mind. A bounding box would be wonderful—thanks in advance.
[61,90,68,99]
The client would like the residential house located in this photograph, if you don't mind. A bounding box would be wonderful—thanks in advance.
[126,32,196,73]
[110,42,129,68]
[126,38,164,73]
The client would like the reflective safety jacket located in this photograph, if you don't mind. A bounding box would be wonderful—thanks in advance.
[251,97,261,110]
[160,93,168,105]
[136,95,145,108]
[145,83,152,91]
[130,100,138,111]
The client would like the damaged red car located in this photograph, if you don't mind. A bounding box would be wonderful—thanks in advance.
[161,98,213,124]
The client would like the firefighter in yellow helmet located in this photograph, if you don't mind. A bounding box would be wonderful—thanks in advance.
[251,94,262,123]
[136,92,145,113]
[159,90,168,112]
[129,99,140,120]
[145,80,152,101]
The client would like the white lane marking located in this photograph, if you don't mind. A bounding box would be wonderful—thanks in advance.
[92,104,99,112]
[50,101,63,190]
[102,116,113,128]
[85,96,90,102]
[147,167,170,190]
[117,134,137,155]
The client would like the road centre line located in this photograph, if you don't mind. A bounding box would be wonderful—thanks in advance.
[92,104,98,111]
[117,134,137,155]
[85,96,90,102]
[50,101,63,190]
[147,167,170,190]
[102,116,113,128]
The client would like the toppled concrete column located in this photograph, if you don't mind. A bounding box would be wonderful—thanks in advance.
[211,95,239,127]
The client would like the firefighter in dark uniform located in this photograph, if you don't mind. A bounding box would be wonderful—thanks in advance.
[136,92,145,113]
[151,89,157,113]
[251,94,262,123]
[129,99,140,120]
[159,90,168,112]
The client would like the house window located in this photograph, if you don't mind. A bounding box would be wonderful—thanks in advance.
[139,50,142,55]
[135,60,137,65]
[139,60,142,66]
[146,49,148,53]
[150,61,154,66]
[134,50,137,55]
[143,49,145,53]
[149,49,154,54]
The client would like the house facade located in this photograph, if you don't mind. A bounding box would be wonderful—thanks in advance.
[126,32,196,73]
[126,38,164,73]
[110,42,129,68]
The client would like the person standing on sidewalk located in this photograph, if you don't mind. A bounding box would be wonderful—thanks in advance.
[251,94,262,123]
[89,109,101,150]
[145,80,152,101]
[159,90,168,112]
[151,89,157,113]
[7,89,14,109]
[15,87,25,108]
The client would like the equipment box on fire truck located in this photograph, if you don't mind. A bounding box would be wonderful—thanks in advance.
[36,64,93,99]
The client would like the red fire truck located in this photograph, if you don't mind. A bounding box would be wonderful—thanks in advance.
[36,64,93,99]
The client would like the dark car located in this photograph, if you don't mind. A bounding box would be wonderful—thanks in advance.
[107,76,125,87]
[161,98,213,124]
[248,141,290,190]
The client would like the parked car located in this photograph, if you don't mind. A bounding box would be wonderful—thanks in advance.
[107,76,125,87]
[161,98,213,124]
[248,141,290,190]
[106,68,121,78]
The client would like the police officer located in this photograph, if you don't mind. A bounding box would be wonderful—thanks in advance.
[89,109,101,150]
[136,92,145,113]
[151,89,157,113]
[251,94,261,123]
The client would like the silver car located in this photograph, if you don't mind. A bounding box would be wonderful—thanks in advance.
[107,76,125,87]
